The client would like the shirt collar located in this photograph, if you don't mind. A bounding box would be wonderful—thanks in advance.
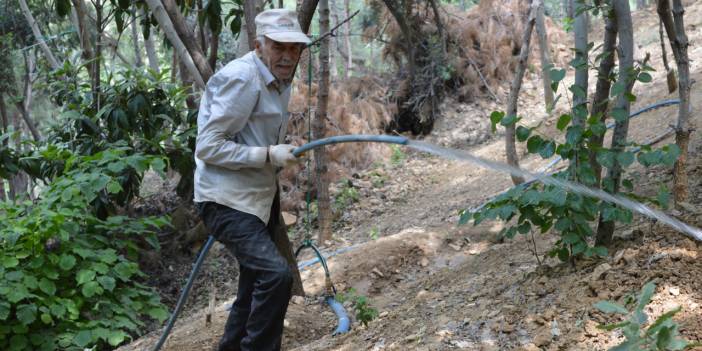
[253,52,276,87]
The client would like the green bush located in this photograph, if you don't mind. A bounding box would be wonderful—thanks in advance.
[0,148,169,351]
[336,288,379,327]
[595,282,697,350]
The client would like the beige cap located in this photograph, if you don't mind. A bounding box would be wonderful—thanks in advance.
[255,9,311,45]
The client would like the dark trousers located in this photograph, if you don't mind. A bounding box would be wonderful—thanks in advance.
[198,202,293,351]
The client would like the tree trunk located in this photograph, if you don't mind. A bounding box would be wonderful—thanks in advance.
[596,0,635,246]
[588,8,618,186]
[572,0,589,126]
[17,52,40,142]
[343,0,352,78]
[429,0,447,57]
[535,0,554,112]
[94,0,104,109]
[329,0,339,80]
[315,0,333,244]
[505,0,540,185]
[71,0,96,81]
[145,0,206,88]
[298,0,320,33]
[381,0,416,81]
[209,31,219,70]
[171,49,178,83]
[131,9,143,67]
[140,8,161,74]
[160,0,213,82]
[656,0,691,204]
[244,0,263,51]
[9,112,29,202]
[18,0,60,70]
[564,0,574,18]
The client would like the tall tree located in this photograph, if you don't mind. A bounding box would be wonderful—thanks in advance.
[161,0,213,82]
[141,8,161,73]
[596,0,635,246]
[504,0,541,185]
[243,0,263,51]
[588,3,618,186]
[131,9,143,68]
[16,51,40,141]
[18,0,60,70]
[343,0,352,78]
[572,0,589,127]
[657,0,691,204]
[315,0,333,244]
[71,0,96,81]
[145,0,206,88]
[534,0,554,111]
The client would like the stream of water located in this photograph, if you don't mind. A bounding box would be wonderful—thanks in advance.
[407,140,702,242]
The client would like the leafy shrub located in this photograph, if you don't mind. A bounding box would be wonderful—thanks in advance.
[336,288,379,327]
[464,39,679,262]
[334,179,360,213]
[0,148,169,351]
[390,144,406,166]
[595,281,697,350]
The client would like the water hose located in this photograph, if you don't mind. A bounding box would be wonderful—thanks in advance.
[325,296,352,335]
[292,135,409,157]
[153,236,216,351]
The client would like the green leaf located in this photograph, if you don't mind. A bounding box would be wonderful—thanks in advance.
[516,126,531,142]
[657,186,671,210]
[637,281,656,311]
[611,108,629,122]
[50,303,66,318]
[106,181,123,194]
[556,114,572,131]
[500,114,520,127]
[549,68,566,83]
[97,276,116,292]
[81,281,103,298]
[73,330,92,348]
[58,254,76,271]
[592,246,608,257]
[9,334,28,351]
[55,0,71,17]
[569,85,587,99]
[147,307,169,322]
[76,269,96,285]
[597,321,630,331]
[526,136,543,153]
[538,141,556,159]
[2,257,19,268]
[108,330,127,346]
[616,152,635,168]
[490,111,504,133]
[40,313,53,324]
[113,262,135,281]
[0,302,10,320]
[647,306,682,336]
[611,81,625,97]
[16,304,37,325]
[637,72,652,83]
[594,300,629,314]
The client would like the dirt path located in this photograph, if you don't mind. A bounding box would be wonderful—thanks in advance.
[121,2,702,350]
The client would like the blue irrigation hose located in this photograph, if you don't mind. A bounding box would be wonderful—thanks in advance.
[153,235,216,351]
[292,135,409,157]
[325,296,351,335]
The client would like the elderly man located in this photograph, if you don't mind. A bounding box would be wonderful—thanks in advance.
[194,9,310,351]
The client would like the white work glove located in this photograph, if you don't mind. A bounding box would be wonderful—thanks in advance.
[268,144,299,168]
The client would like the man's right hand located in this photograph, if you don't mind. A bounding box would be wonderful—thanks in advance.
[268,144,299,167]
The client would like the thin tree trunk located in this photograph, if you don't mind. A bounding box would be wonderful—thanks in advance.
[71,0,96,82]
[329,0,339,80]
[16,52,40,142]
[343,0,352,78]
[94,0,104,109]
[588,9,618,186]
[315,0,333,244]
[658,0,691,203]
[145,0,206,88]
[244,0,263,51]
[140,8,161,73]
[429,0,447,57]
[298,0,321,33]
[160,0,213,83]
[9,112,28,202]
[18,0,60,70]
[0,93,7,201]
[535,0,554,111]
[572,0,589,126]
[209,31,219,70]
[505,0,540,185]
[596,0,635,246]
[197,0,208,54]
[131,9,143,67]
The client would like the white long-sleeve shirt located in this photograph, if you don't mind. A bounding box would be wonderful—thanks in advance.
[194,51,291,224]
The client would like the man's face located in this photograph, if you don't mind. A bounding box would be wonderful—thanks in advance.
[256,37,304,81]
